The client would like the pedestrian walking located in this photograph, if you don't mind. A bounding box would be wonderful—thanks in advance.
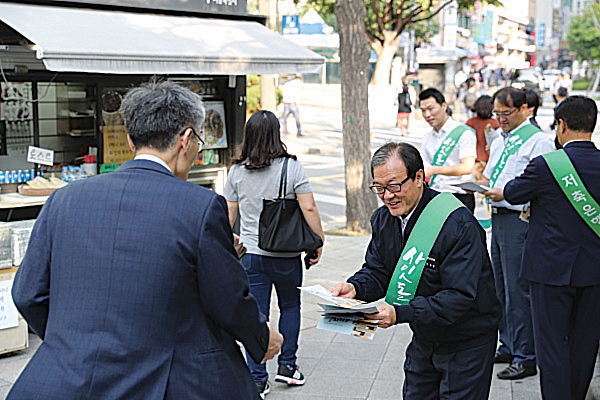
[465,95,500,180]
[419,88,477,212]
[9,80,283,399]
[224,110,324,398]
[331,142,500,400]
[480,87,554,380]
[494,96,600,400]
[396,77,412,136]
[279,74,303,137]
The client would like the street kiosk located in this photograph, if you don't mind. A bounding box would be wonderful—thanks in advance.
[0,0,323,355]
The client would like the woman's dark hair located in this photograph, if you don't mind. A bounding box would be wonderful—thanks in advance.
[233,110,296,170]
[474,95,494,119]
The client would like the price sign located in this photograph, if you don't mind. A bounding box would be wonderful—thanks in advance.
[27,146,54,166]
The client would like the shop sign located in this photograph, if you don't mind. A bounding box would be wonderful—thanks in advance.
[27,146,54,166]
[46,0,248,17]
[0,279,19,330]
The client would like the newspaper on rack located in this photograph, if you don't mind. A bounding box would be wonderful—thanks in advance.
[299,285,386,340]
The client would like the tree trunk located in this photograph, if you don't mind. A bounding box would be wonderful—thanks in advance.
[258,0,276,113]
[335,0,377,234]
[370,32,401,86]
[260,75,277,113]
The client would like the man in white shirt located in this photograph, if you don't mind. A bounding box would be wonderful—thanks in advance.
[279,74,303,137]
[479,87,554,381]
[419,88,477,212]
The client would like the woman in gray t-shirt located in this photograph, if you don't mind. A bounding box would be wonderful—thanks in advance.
[224,110,324,396]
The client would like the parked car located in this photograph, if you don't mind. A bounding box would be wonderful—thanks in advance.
[542,69,561,91]
[509,68,545,95]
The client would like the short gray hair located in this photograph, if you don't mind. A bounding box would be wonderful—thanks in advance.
[371,142,424,180]
[121,80,205,152]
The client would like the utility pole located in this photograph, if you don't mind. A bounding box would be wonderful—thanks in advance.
[258,0,277,113]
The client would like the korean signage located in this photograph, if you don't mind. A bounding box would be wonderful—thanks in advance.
[282,15,300,35]
[46,0,248,17]
[537,23,545,47]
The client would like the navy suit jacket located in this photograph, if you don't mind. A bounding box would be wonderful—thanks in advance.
[504,141,600,286]
[10,160,268,399]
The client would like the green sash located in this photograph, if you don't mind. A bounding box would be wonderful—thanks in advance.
[385,193,465,306]
[542,149,600,237]
[488,124,541,187]
[429,125,474,186]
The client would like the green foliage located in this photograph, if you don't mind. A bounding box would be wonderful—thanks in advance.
[245,75,283,117]
[297,0,487,48]
[568,4,600,62]
[300,0,337,31]
[573,79,591,90]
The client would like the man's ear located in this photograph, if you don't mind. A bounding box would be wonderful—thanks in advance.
[415,169,424,186]
[127,135,136,152]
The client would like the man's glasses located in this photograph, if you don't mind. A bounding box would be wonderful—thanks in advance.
[369,176,411,194]
[191,128,205,146]
[492,108,518,118]
[181,127,205,146]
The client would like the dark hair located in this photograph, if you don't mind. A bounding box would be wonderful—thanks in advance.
[418,88,446,105]
[555,95,597,133]
[121,80,205,151]
[371,142,424,180]
[492,87,527,108]
[557,87,568,98]
[474,95,494,119]
[523,89,540,116]
[233,110,296,169]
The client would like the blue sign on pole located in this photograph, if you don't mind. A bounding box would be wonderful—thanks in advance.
[537,23,545,47]
[282,15,300,35]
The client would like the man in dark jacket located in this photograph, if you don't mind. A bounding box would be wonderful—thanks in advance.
[494,95,600,400]
[331,142,500,399]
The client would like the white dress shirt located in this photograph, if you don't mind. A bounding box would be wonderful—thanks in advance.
[483,120,555,210]
[421,116,477,193]
[134,154,172,174]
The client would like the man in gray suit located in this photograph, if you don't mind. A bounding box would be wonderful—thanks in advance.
[10,80,282,399]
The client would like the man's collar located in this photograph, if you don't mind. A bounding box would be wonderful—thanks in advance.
[434,116,456,135]
[134,154,172,173]
[563,139,591,147]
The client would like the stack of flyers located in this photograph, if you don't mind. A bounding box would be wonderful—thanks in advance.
[299,285,385,340]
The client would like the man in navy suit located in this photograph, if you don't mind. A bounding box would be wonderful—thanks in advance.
[489,95,600,400]
[9,81,283,399]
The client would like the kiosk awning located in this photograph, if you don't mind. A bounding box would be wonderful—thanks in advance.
[0,3,324,75]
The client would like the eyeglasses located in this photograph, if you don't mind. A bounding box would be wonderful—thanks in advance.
[492,108,518,118]
[191,128,205,146]
[181,127,205,146]
[369,176,411,194]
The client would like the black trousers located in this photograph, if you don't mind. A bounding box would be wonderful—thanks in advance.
[452,192,475,213]
[402,334,496,400]
[530,282,600,400]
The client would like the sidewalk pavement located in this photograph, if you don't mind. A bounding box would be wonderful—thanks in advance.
[1,91,599,399]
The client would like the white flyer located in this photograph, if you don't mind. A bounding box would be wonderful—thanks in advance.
[0,279,19,330]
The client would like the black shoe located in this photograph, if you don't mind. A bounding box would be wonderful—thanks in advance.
[494,352,512,363]
[255,380,270,399]
[296,132,304,137]
[275,364,306,386]
[497,362,537,380]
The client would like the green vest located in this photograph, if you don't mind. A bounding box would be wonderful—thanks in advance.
[488,124,541,187]
[429,125,474,187]
[385,193,465,306]
[542,149,600,237]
